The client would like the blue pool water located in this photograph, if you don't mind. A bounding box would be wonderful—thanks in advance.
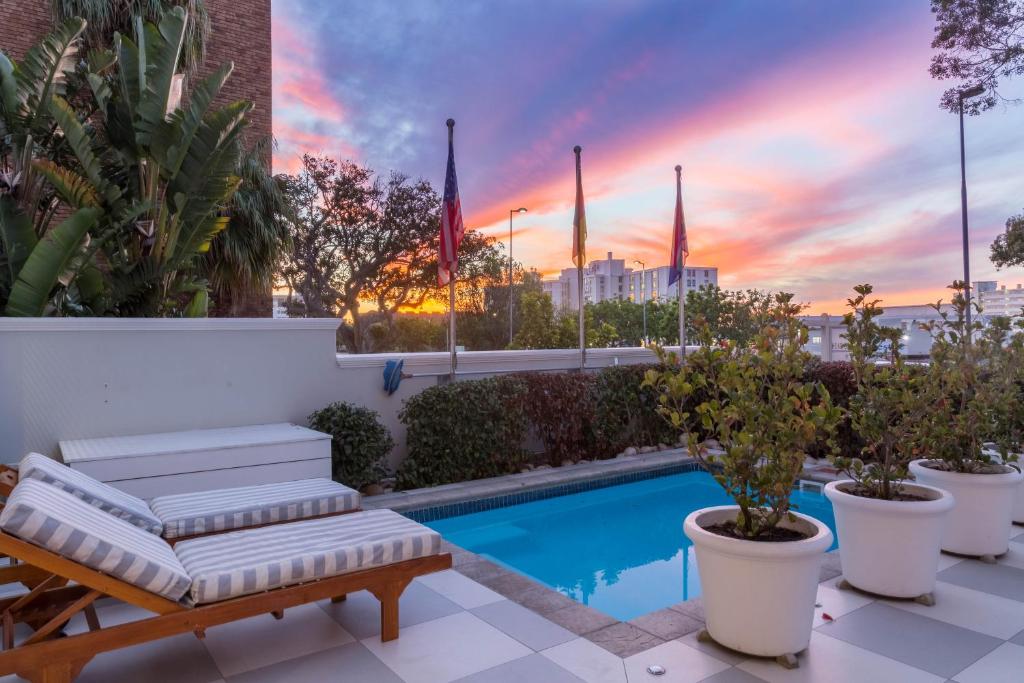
[426,471,837,621]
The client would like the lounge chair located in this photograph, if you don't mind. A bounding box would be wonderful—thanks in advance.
[0,479,451,682]
[1,453,361,542]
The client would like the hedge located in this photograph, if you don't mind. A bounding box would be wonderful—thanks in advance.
[308,401,393,490]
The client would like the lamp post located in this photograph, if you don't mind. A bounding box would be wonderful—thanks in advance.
[509,207,527,346]
[633,260,647,344]
[958,84,984,331]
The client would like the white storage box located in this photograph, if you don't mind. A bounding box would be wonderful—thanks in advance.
[60,423,332,499]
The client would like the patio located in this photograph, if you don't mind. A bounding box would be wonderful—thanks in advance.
[1,531,1017,683]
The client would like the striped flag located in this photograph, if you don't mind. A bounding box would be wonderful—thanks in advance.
[572,145,587,267]
[438,120,465,285]
[668,164,689,286]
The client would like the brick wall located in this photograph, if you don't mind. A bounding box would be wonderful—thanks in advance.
[0,0,273,316]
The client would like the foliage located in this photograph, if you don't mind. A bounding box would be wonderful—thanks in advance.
[518,372,597,466]
[276,155,499,352]
[803,359,860,460]
[991,212,1024,269]
[308,401,393,489]
[206,138,291,313]
[644,294,842,539]
[830,285,930,499]
[366,314,446,353]
[592,364,678,457]
[914,282,1020,472]
[929,0,1024,114]
[397,376,530,489]
[683,286,780,347]
[0,10,249,317]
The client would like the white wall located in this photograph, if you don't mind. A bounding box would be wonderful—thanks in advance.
[0,319,672,470]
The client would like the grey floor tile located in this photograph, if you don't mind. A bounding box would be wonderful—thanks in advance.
[75,632,223,683]
[1012,529,1023,543]
[479,571,540,600]
[815,602,1000,678]
[938,560,1024,602]
[456,558,509,583]
[629,608,703,640]
[677,630,747,667]
[514,585,578,615]
[544,602,618,635]
[1011,628,1024,646]
[584,622,665,658]
[671,597,705,622]
[453,653,584,682]
[226,642,402,683]
[471,599,576,651]
[697,668,770,683]
[320,583,462,639]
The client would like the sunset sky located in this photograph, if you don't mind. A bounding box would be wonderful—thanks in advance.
[271,1,1024,314]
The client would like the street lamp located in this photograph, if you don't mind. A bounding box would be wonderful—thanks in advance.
[509,207,527,345]
[958,84,984,332]
[633,260,647,344]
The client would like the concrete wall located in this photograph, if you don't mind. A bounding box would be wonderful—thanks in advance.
[0,319,670,470]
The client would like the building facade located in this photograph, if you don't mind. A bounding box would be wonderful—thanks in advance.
[976,282,1024,318]
[541,252,719,309]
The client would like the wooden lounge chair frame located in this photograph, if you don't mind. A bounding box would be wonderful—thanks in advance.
[0,528,452,682]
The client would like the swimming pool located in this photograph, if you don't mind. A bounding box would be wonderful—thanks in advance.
[426,470,837,621]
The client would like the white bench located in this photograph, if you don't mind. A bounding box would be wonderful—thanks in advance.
[60,423,332,500]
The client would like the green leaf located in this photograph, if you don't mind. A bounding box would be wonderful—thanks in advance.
[0,196,37,281]
[14,17,85,133]
[184,288,209,317]
[0,52,17,122]
[135,7,188,146]
[4,207,100,316]
[32,159,99,209]
[48,96,123,210]
[151,61,233,176]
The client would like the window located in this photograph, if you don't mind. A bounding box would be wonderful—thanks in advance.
[810,335,822,345]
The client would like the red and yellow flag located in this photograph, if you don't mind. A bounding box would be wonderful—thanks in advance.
[572,145,587,267]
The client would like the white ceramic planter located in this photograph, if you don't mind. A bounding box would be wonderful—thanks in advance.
[824,480,953,600]
[909,459,1022,558]
[1015,478,1024,525]
[684,506,832,660]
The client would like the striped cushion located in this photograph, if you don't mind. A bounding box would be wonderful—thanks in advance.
[19,453,163,536]
[0,479,190,602]
[174,509,441,604]
[150,478,360,540]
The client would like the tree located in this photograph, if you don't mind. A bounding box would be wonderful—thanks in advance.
[276,155,499,352]
[930,1,1024,267]
[51,0,210,78]
[991,212,1024,268]
[510,290,559,349]
[681,286,780,347]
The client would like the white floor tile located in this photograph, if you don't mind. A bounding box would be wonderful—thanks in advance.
[202,602,355,677]
[362,611,531,683]
[813,581,874,628]
[883,581,1024,639]
[624,640,731,682]
[541,637,628,683]
[737,632,944,683]
[997,541,1024,570]
[416,569,505,609]
[952,642,1024,683]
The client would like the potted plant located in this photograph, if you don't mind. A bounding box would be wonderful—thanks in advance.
[982,316,1024,525]
[645,294,841,668]
[824,286,953,605]
[909,283,1022,562]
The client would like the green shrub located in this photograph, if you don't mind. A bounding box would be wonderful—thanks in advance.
[804,359,860,460]
[517,372,597,465]
[309,402,393,489]
[397,376,530,489]
[592,364,677,457]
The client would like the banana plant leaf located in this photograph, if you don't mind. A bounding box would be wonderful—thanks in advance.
[4,207,100,316]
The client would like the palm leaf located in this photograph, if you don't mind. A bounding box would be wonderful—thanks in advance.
[15,17,86,133]
[32,159,100,209]
[4,207,100,316]
[0,196,37,283]
[151,60,232,176]
[0,52,17,124]
[48,96,123,210]
[135,7,187,146]
[184,287,208,317]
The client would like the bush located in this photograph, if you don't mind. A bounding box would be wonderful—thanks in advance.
[518,372,597,465]
[804,360,860,460]
[398,376,530,489]
[309,402,393,489]
[592,364,677,457]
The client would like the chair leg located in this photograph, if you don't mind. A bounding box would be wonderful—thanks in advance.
[369,579,411,642]
[29,659,85,683]
[330,594,347,603]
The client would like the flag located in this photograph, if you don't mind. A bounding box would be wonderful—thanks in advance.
[572,145,587,267]
[438,121,465,285]
[668,164,689,287]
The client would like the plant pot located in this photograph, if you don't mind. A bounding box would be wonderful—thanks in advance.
[683,506,832,660]
[824,480,953,600]
[909,459,1022,558]
[1014,477,1024,526]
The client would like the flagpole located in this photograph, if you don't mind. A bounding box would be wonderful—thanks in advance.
[676,164,686,358]
[447,118,458,379]
[574,145,585,370]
